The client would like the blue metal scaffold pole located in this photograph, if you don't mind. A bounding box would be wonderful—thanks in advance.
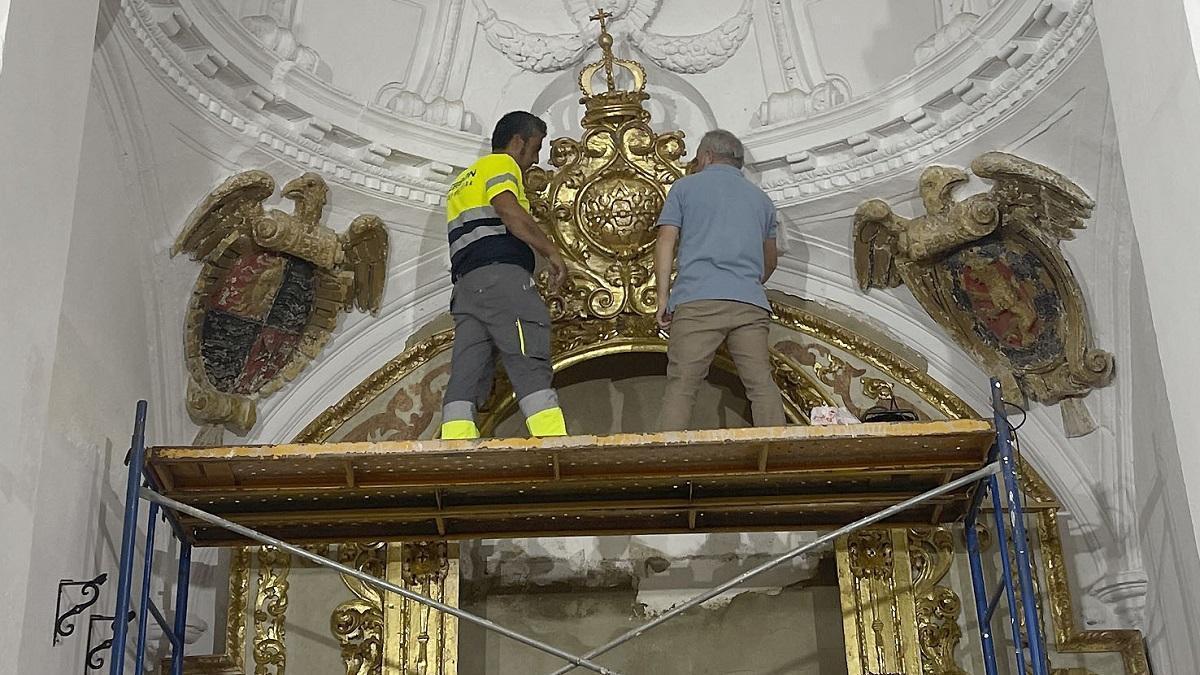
[964,378,1052,675]
[108,401,192,675]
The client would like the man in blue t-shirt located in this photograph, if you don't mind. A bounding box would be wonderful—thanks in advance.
[653,129,786,431]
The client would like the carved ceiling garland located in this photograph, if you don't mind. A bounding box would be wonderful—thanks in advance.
[916,0,1001,66]
[172,170,390,441]
[114,0,1095,210]
[853,152,1113,436]
[472,0,754,76]
[751,0,853,126]
[116,0,478,213]
[239,14,331,82]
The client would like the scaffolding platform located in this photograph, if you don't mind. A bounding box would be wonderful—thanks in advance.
[145,419,993,546]
[112,381,1055,675]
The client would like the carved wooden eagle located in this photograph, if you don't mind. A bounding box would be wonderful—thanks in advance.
[852,152,1112,436]
[172,170,389,440]
[172,170,388,313]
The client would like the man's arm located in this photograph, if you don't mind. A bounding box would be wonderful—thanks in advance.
[491,191,566,287]
[654,225,679,328]
[762,238,778,284]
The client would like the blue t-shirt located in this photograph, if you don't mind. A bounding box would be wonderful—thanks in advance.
[655,164,777,312]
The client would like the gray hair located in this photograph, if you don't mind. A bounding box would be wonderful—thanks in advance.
[697,129,745,169]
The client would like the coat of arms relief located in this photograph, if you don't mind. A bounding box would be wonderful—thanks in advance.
[854,152,1113,436]
[172,170,389,442]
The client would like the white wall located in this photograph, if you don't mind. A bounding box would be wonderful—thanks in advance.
[0,0,102,666]
[1128,246,1200,673]
[0,0,223,669]
[12,74,161,673]
[0,0,11,74]
[1091,0,1200,669]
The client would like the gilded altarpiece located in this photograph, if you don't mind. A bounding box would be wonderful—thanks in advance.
[184,18,1147,675]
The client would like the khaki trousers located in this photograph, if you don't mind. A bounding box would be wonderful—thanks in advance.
[658,299,786,431]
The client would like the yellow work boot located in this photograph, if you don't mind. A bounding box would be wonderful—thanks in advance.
[525,406,568,437]
[440,419,480,440]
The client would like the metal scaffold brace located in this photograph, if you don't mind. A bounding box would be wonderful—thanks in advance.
[107,379,1051,675]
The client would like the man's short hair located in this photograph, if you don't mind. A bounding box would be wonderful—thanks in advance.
[697,129,745,169]
[492,111,548,151]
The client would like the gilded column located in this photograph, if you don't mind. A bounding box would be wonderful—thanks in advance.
[837,529,922,675]
[384,543,459,675]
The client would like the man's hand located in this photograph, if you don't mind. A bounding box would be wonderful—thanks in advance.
[656,304,672,330]
[654,225,680,331]
[547,251,568,290]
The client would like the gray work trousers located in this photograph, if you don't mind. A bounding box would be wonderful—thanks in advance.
[442,264,558,421]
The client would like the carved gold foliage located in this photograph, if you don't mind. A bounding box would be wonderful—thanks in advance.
[295,331,455,443]
[332,543,387,675]
[847,530,895,579]
[768,349,831,422]
[862,377,896,403]
[253,546,290,675]
[909,528,967,675]
[387,542,459,675]
[326,542,458,675]
[525,19,686,322]
[399,542,450,588]
[332,602,382,675]
[767,301,977,422]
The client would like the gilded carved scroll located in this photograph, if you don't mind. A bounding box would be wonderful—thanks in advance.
[838,527,969,675]
[328,543,459,675]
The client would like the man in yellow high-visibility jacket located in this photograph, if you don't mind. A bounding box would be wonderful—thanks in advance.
[440,111,569,439]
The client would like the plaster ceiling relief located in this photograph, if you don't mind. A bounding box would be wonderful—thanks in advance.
[117,0,1093,211]
[471,0,755,75]
[118,0,486,213]
[748,0,1093,206]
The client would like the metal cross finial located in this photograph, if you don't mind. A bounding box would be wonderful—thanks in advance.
[589,8,618,92]
[589,8,613,27]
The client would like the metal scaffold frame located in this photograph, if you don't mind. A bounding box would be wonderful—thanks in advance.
[107,379,1051,675]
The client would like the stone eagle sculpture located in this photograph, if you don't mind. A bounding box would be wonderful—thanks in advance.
[853,152,1113,436]
[172,170,389,441]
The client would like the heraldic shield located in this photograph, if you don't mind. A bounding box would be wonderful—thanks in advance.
[853,152,1114,436]
[172,170,389,440]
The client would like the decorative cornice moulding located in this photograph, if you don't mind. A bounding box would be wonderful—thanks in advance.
[118,0,485,211]
[746,0,1094,205]
[116,0,1093,211]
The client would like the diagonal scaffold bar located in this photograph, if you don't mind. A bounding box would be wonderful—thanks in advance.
[138,488,623,675]
[545,460,1003,675]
